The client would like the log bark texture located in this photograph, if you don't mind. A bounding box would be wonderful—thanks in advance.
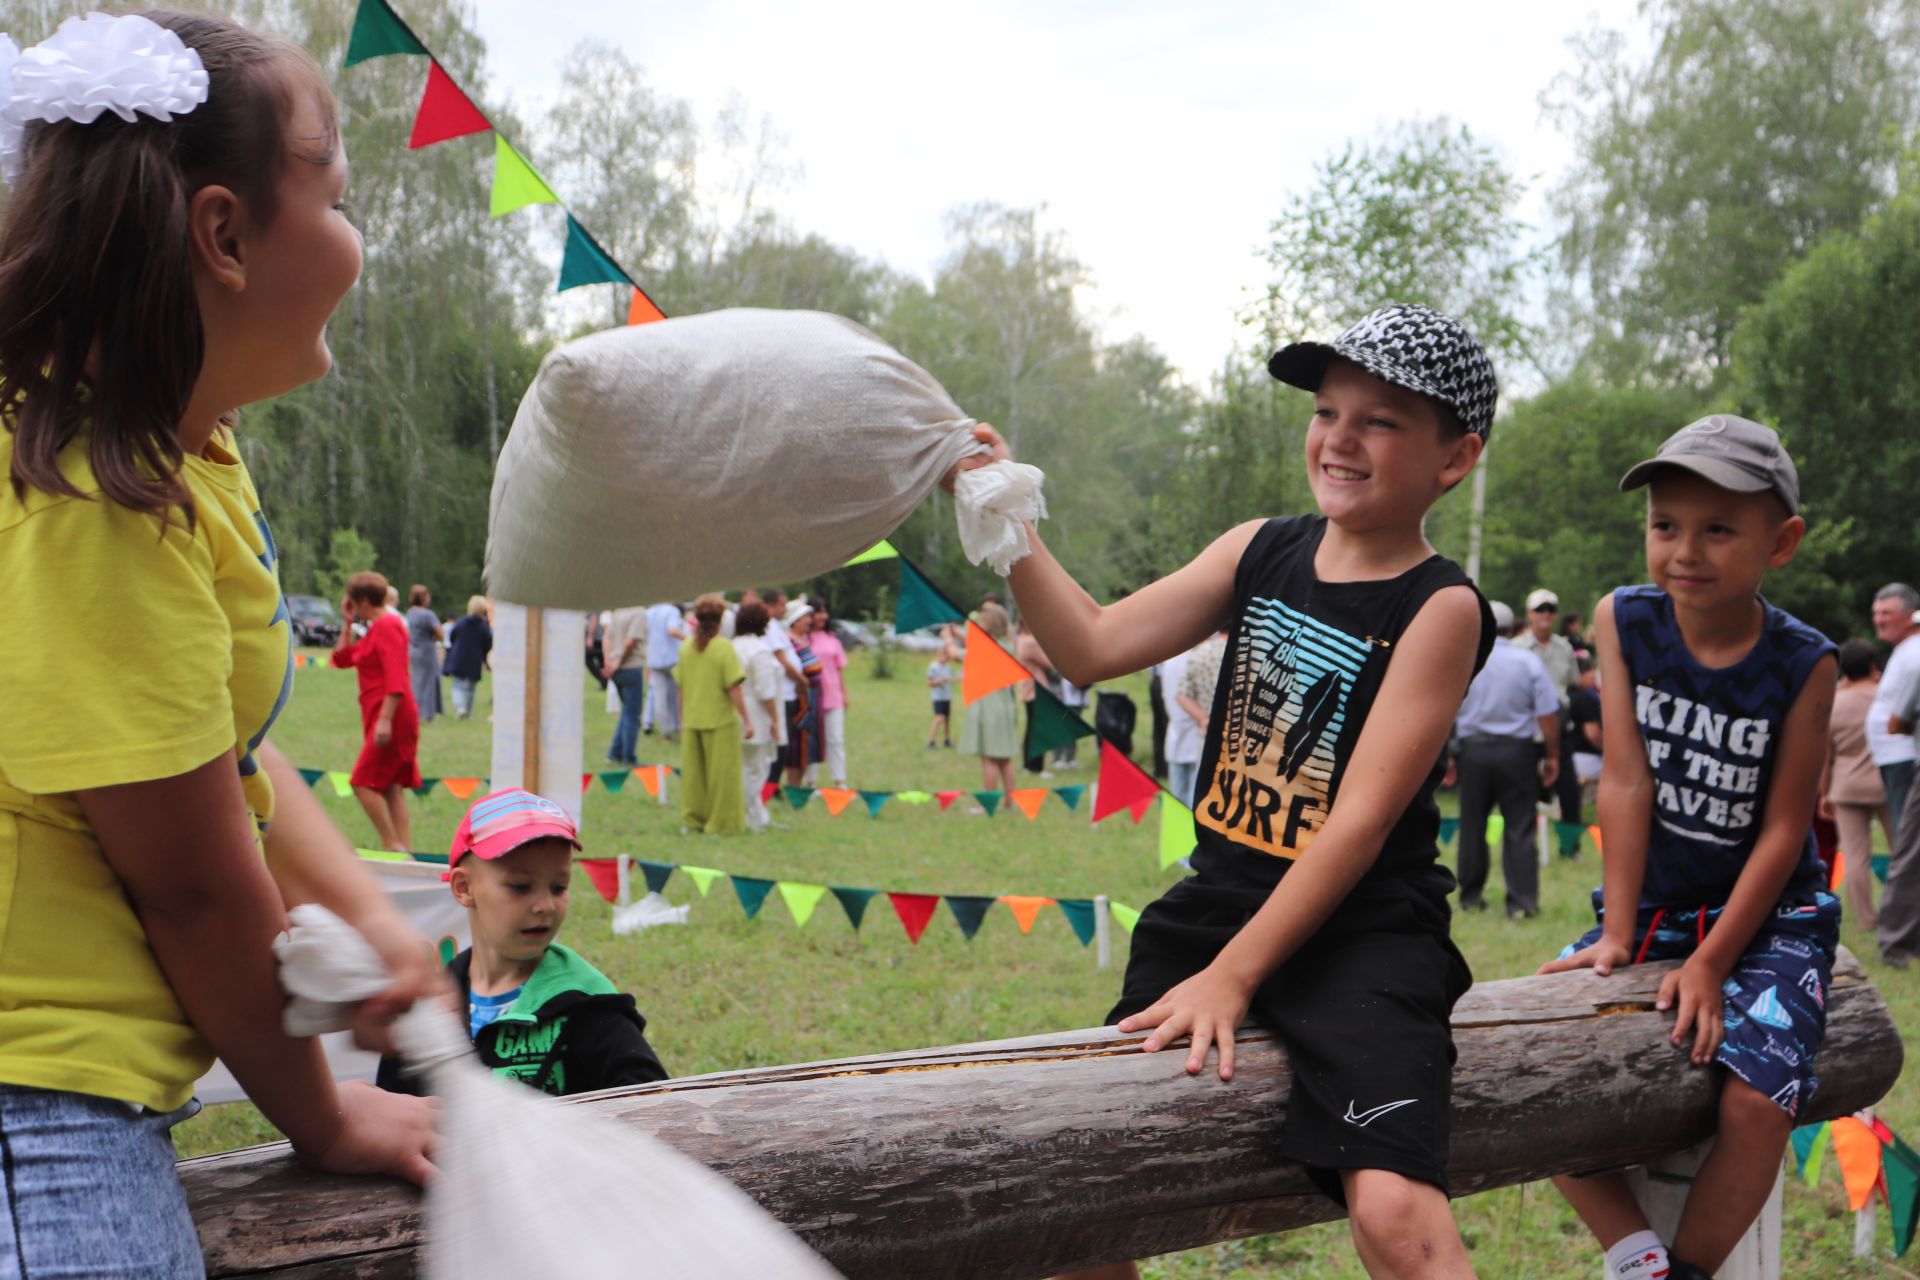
[185,949,1902,1278]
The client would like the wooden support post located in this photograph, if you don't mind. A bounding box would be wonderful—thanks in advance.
[489,602,586,823]
[182,950,1900,1279]
[1094,893,1112,970]
[1616,1141,1782,1279]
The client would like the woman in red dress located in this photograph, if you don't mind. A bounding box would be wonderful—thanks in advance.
[331,571,421,850]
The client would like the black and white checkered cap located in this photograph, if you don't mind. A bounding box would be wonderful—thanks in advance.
[1267,302,1499,440]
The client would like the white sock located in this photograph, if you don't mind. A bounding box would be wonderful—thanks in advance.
[1606,1230,1670,1278]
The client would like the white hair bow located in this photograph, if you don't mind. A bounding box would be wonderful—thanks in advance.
[0,12,208,187]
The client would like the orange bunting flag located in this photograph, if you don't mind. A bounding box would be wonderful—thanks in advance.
[1588,824,1603,853]
[1092,739,1160,823]
[1831,848,1846,890]
[408,62,490,149]
[1833,1116,1884,1212]
[818,788,857,817]
[1008,789,1048,820]
[442,777,482,800]
[633,766,662,799]
[889,892,941,944]
[627,288,666,326]
[999,895,1055,934]
[961,620,1028,705]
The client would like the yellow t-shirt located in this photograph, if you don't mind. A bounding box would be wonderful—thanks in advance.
[0,424,291,1110]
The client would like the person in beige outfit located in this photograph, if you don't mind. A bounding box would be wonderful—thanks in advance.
[1822,639,1892,929]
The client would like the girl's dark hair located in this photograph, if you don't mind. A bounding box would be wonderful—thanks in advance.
[1838,638,1879,682]
[691,593,727,651]
[409,583,430,607]
[0,10,335,525]
[734,601,770,637]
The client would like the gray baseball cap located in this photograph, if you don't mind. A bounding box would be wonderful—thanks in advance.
[1619,415,1800,515]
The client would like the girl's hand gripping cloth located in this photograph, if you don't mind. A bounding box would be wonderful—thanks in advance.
[952,460,1047,575]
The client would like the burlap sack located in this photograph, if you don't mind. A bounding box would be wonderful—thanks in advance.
[486,309,978,608]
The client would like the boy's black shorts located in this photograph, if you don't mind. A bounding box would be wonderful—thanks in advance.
[1108,872,1472,1202]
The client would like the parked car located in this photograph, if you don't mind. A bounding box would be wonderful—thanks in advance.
[286,594,341,647]
[882,623,949,654]
[829,618,878,650]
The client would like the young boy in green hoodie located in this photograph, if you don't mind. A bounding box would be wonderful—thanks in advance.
[377,788,667,1097]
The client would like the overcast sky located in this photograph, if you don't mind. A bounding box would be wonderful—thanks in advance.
[468,0,1642,383]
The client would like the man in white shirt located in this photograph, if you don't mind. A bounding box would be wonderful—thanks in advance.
[1868,583,1920,842]
[641,601,685,741]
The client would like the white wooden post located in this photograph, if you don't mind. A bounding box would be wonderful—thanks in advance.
[1538,804,1552,869]
[616,853,632,907]
[489,601,587,826]
[1094,894,1112,970]
[1609,1140,1782,1279]
[1855,1106,1878,1259]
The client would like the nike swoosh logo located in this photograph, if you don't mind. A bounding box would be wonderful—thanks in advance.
[1343,1098,1418,1127]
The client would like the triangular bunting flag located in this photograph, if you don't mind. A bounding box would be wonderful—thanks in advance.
[558,214,633,292]
[778,882,827,928]
[889,892,941,944]
[962,621,1028,705]
[637,860,674,895]
[490,135,557,217]
[1833,1116,1883,1212]
[818,787,857,817]
[731,875,775,920]
[1438,816,1460,846]
[1803,1121,1831,1187]
[1025,684,1095,758]
[1486,814,1504,846]
[999,895,1054,935]
[832,886,877,930]
[1886,1136,1920,1256]
[408,62,490,150]
[443,776,482,800]
[1057,899,1098,947]
[328,771,354,798]
[343,0,426,66]
[844,539,899,567]
[356,847,408,862]
[1554,821,1584,857]
[581,772,594,795]
[410,780,435,798]
[972,790,1002,817]
[576,858,621,903]
[1128,795,1154,823]
[599,770,630,793]
[1790,1123,1822,1177]
[1109,901,1142,933]
[681,865,723,897]
[945,895,994,940]
[760,780,781,806]
[1831,848,1846,890]
[1877,853,1891,884]
[860,790,891,817]
[895,559,965,636]
[1008,789,1048,820]
[1092,739,1159,823]
[895,790,933,805]
[635,765,663,799]
[1052,784,1086,811]
[784,785,815,811]
[1588,824,1603,853]
[298,767,325,786]
[935,790,963,811]
[626,288,666,326]
[1159,795,1196,869]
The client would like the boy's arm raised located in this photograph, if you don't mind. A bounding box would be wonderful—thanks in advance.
[960,425,1253,682]
[1119,583,1484,1081]
[1540,594,1648,978]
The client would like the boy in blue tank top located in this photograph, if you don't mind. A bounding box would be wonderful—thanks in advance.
[961,303,1499,1280]
[1543,416,1839,1280]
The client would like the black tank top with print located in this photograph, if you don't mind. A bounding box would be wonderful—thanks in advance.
[1190,516,1494,893]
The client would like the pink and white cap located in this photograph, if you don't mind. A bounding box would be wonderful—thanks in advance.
[449,788,580,867]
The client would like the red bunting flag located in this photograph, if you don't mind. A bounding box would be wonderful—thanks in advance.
[577,858,621,904]
[627,288,667,325]
[408,62,491,149]
[889,892,941,944]
[1092,739,1159,823]
[581,772,594,794]
[759,780,780,805]
[961,620,1029,705]
[935,790,964,811]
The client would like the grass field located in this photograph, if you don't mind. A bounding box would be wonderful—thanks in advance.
[176,646,1918,1277]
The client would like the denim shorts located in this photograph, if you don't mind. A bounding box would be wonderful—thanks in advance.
[0,1084,204,1279]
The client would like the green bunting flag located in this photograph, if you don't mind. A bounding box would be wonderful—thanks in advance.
[490,135,558,217]
[1438,816,1461,846]
[973,790,1002,817]
[1052,784,1086,811]
[1790,1123,1821,1176]
[784,785,815,811]
[832,886,877,929]
[778,882,827,928]
[1025,684,1096,759]
[599,770,630,793]
[1109,902,1142,933]
[411,780,435,798]
[945,895,994,940]
[344,0,426,66]
[1057,899,1097,947]
[1158,795,1196,870]
[1887,1136,1920,1256]
[298,767,326,786]
[638,860,674,895]
[896,559,965,636]
[844,539,900,567]
[1877,854,1892,884]
[731,875,775,920]
[557,215,633,292]
[681,865,723,897]
[1554,821,1584,857]
[1802,1121,1830,1187]
[860,790,891,817]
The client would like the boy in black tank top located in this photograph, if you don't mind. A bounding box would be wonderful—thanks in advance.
[957,303,1498,1280]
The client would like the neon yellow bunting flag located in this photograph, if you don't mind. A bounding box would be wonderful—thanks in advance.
[1109,902,1142,933]
[1158,795,1195,869]
[328,771,354,798]
[843,539,899,567]
[778,882,827,928]
[681,865,723,897]
[356,847,409,862]
[490,135,557,217]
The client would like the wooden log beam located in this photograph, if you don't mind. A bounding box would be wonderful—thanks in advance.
[184,949,1902,1278]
